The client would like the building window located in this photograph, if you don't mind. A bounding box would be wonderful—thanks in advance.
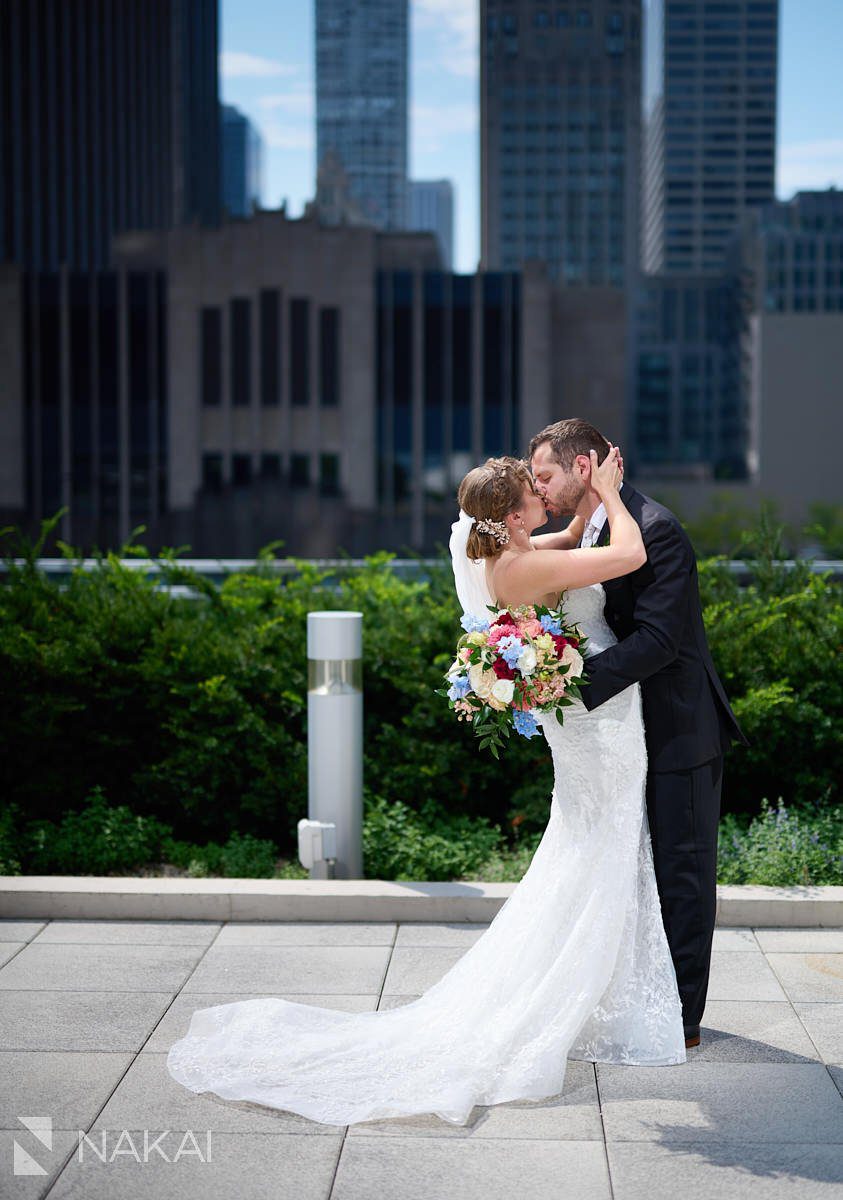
[260,289,280,406]
[319,306,340,407]
[320,453,340,496]
[202,452,223,492]
[230,298,251,407]
[200,307,221,407]
[232,453,251,486]
[290,453,310,487]
[290,298,310,406]
[260,453,281,479]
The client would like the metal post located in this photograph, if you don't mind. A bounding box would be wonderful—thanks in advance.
[306,611,363,879]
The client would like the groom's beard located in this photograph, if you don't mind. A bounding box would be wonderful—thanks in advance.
[544,479,586,519]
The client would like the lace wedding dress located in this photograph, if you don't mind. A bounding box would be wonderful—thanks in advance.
[166,517,686,1127]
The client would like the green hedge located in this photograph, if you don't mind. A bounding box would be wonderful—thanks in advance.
[0,511,840,872]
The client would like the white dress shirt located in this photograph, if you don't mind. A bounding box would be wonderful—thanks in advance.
[580,501,607,547]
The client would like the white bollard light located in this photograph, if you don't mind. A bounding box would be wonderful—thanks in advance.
[306,611,363,879]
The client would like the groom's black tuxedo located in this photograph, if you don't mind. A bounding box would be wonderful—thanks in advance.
[581,482,748,768]
[581,482,748,1038]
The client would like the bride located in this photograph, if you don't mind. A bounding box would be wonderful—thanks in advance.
[166,445,686,1127]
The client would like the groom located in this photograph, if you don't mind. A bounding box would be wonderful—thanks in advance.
[528,418,748,1050]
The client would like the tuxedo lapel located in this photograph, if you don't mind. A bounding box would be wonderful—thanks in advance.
[596,482,638,546]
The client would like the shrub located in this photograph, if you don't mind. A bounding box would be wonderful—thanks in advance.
[0,507,840,865]
[717,799,843,886]
[362,793,503,881]
[24,787,170,875]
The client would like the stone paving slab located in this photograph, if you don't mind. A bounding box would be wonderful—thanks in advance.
[754,928,843,953]
[0,989,176,1052]
[30,920,222,946]
[596,1062,843,1145]
[0,942,205,993]
[692,1000,820,1063]
[0,941,25,968]
[606,1141,843,1199]
[181,945,392,994]
[766,953,843,1002]
[705,951,789,1002]
[0,919,47,941]
[1,922,842,1200]
[48,1131,344,1200]
[213,922,396,947]
[792,1003,843,1061]
[331,1136,612,1200]
[0,1050,134,1129]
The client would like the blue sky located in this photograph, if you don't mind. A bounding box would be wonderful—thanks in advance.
[221,0,843,273]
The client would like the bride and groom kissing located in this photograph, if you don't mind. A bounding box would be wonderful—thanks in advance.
[460,416,748,1052]
[166,416,748,1128]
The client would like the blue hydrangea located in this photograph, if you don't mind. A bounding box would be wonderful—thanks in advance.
[447,675,471,701]
[460,612,490,633]
[540,614,563,635]
[513,709,540,738]
[497,635,524,669]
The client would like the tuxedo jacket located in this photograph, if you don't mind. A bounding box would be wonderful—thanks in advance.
[580,483,748,773]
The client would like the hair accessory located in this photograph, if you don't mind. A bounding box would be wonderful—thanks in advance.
[476,517,510,545]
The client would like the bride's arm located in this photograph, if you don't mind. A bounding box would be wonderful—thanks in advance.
[530,515,585,550]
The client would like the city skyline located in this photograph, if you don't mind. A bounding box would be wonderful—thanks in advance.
[222,0,843,273]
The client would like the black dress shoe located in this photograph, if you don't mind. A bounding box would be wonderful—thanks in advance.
[684,1024,700,1048]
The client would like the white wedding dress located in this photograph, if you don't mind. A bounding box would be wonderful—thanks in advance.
[166,523,686,1126]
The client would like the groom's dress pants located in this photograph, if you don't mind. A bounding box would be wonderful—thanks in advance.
[645,755,723,1031]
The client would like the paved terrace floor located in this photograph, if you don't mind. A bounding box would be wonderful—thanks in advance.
[0,919,841,1200]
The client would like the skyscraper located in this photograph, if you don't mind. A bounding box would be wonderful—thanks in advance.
[481,0,642,286]
[641,0,778,275]
[0,0,221,271]
[409,180,455,269]
[221,104,264,219]
[0,0,221,549]
[315,0,409,231]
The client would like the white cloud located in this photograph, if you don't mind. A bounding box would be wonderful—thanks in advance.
[220,51,298,79]
[778,139,843,195]
[412,100,477,152]
[258,91,315,118]
[412,0,478,79]
[260,121,314,152]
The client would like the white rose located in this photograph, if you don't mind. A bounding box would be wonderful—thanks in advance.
[491,678,515,705]
[469,663,507,710]
[516,644,537,676]
[561,644,584,680]
[446,658,463,680]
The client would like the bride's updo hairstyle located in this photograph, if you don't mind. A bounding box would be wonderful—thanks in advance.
[457,456,534,560]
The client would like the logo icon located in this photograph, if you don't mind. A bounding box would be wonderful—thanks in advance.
[13,1115,52,1176]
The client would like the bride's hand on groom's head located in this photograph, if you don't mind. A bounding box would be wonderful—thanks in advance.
[590,445,623,496]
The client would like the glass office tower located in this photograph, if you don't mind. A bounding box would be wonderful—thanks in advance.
[641,0,778,275]
[481,0,642,285]
[316,0,409,230]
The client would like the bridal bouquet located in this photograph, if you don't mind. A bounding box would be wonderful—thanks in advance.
[439,603,587,757]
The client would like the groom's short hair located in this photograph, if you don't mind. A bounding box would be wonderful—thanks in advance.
[528,418,610,471]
